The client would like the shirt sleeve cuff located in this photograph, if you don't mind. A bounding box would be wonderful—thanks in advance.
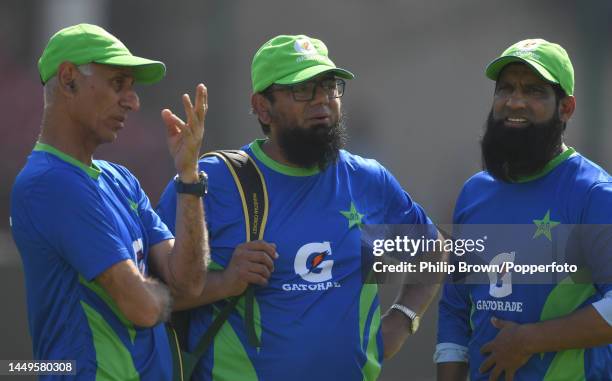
[433,342,469,363]
[592,290,612,326]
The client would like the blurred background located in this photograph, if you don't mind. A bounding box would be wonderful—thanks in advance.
[1,0,610,380]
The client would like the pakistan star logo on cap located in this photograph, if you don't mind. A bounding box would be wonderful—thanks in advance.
[294,38,317,55]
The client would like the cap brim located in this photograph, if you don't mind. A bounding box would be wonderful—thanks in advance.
[275,65,355,85]
[485,56,558,85]
[95,55,166,84]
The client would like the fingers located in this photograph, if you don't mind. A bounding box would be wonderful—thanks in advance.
[479,352,495,373]
[194,84,208,120]
[233,249,276,273]
[182,84,208,129]
[228,257,271,287]
[227,241,279,288]
[161,109,185,136]
[181,93,196,134]
[488,366,502,381]
[239,254,273,276]
[242,264,272,286]
[161,108,185,127]
[480,341,492,355]
[505,369,515,381]
[237,240,278,259]
[250,251,276,272]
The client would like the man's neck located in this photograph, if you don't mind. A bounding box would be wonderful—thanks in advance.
[547,142,568,163]
[39,111,96,166]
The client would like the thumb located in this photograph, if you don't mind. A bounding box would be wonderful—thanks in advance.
[161,109,184,135]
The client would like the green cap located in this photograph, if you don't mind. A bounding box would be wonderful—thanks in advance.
[485,38,574,96]
[38,23,166,84]
[251,34,354,93]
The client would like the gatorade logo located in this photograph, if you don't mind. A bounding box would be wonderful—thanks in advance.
[294,38,317,55]
[295,242,333,282]
[487,252,515,298]
[282,241,342,291]
[474,251,523,313]
[515,40,542,60]
[518,40,541,52]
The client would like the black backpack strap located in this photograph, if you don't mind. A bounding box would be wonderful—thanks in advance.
[202,150,267,348]
[171,149,268,379]
[204,150,268,242]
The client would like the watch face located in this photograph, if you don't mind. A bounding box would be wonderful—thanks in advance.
[411,316,420,333]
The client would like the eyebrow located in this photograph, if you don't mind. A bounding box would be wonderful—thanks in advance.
[525,83,546,88]
[112,71,134,79]
[110,71,135,84]
[497,77,548,87]
[316,74,336,80]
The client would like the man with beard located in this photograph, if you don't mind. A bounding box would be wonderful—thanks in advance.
[435,39,612,381]
[156,34,442,381]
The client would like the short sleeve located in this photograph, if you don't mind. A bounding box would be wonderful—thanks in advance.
[22,170,132,281]
[437,283,472,349]
[580,182,612,294]
[381,166,437,239]
[131,174,173,245]
[583,182,612,224]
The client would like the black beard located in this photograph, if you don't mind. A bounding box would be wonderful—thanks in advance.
[481,110,564,182]
[276,115,346,170]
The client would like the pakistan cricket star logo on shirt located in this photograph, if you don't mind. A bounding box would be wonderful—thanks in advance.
[340,202,364,229]
[532,209,560,241]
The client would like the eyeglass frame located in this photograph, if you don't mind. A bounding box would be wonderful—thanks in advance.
[262,76,346,102]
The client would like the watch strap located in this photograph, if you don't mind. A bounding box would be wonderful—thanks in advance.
[174,171,208,196]
[390,303,419,333]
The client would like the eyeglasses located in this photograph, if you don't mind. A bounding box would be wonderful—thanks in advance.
[266,78,346,102]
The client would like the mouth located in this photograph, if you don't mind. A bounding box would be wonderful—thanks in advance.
[112,116,126,129]
[310,116,331,124]
[307,112,333,124]
[503,117,530,128]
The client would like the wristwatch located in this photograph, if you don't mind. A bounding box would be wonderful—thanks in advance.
[390,303,420,334]
[174,171,208,197]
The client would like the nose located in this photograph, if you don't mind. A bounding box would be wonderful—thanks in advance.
[504,90,527,110]
[120,89,140,112]
[310,83,331,105]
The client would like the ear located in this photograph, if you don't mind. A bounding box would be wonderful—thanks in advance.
[56,61,80,97]
[251,93,272,125]
[558,95,576,123]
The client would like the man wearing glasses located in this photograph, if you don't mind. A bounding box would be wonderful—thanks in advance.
[156,34,441,381]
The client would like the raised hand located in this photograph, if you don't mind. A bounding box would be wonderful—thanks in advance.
[161,84,208,180]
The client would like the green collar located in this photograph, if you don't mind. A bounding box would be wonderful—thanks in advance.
[249,139,320,177]
[514,147,576,183]
[34,142,101,180]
